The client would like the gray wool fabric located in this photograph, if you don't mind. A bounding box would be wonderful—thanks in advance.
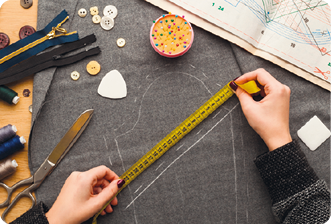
[28,0,330,224]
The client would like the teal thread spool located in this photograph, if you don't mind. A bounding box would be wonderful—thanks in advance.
[0,85,19,104]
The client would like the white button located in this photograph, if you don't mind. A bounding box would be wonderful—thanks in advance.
[117,38,126,47]
[100,16,114,30]
[71,71,80,80]
[92,15,101,24]
[78,8,87,18]
[103,5,118,18]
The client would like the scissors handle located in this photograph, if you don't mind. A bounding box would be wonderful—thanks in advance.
[0,176,34,208]
[1,181,36,223]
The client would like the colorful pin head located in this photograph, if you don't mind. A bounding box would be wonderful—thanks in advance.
[150,14,194,58]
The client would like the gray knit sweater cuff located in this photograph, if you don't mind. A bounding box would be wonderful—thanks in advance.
[9,202,49,224]
[254,140,319,204]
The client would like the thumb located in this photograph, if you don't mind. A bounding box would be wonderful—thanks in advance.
[234,85,255,107]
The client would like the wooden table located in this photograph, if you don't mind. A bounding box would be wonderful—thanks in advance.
[0,0,38,222]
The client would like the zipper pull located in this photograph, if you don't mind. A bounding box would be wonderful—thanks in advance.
[47,27,67,39]
[47,16,69,39]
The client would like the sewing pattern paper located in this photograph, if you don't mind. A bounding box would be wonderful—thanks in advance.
[166,0,330,83]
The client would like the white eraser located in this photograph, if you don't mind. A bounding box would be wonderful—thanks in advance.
[297,115,331,151]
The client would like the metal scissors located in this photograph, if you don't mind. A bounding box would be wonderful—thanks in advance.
[0,109,94,222]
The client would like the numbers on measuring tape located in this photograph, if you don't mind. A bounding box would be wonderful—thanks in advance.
[120,84,233,190]
[92,84,236,224]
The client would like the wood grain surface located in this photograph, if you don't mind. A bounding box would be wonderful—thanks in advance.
[0,0,38,222]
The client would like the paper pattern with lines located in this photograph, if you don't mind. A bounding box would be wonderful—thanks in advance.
[167,0,331,82]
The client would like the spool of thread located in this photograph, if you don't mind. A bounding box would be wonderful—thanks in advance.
[0,158,18,180]
[0,85,20,104]
[0,135,25,160]
[0,124,17,144]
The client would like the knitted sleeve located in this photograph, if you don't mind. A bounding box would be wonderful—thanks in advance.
[9,202,49,224]
[254,140,330,223]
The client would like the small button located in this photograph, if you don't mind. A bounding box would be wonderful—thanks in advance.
[29,105,32,113]
[0,32,10,50]
[90,6,99,16]
[23,89,31,97]
[103,5,118,18]
[20,0,33,9]
[117,38,126,47]
[19,25,36,40]
[86,61,101,75]
[71,71,80,80]
[92,15,101,24]
[78,8,87,18]
[100,16,114,30]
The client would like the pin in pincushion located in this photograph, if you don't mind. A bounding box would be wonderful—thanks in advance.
[150,13,194,58]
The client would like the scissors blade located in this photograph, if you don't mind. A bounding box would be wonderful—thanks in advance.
[47,109,94,165]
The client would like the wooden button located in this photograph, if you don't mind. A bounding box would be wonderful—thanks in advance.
[20,0,33,9]
[19,25,36,39]
[0,32,10,50]
[86,61,101,75]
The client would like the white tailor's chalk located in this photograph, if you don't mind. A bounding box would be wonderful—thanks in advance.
[297,115,331,151]
[98,70,127,99]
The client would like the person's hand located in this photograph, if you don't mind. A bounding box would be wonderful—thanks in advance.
[230,68,292,151]
[46,165,125,224]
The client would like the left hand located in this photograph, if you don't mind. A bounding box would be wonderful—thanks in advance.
[46,165,122,224]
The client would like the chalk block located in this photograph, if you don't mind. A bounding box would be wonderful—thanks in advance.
[97,70,127,99]
[297,115,331,151]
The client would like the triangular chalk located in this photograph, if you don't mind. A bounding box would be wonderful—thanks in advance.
[98,70,127,99]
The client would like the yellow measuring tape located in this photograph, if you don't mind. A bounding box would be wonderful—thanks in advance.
[92,80,260,224]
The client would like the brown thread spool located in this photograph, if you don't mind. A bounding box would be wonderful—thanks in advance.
[0,158,18,180]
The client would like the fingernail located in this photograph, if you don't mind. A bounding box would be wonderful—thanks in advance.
[229,81,238,91]
[117,179,125,188]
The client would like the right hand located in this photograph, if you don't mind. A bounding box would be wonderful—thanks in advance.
[231,69,292,151]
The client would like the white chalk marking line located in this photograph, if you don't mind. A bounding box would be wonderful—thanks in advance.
[155,162,165,171]
[125,103,239,209]
[176,144,184,151]
[134,185,143,194]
